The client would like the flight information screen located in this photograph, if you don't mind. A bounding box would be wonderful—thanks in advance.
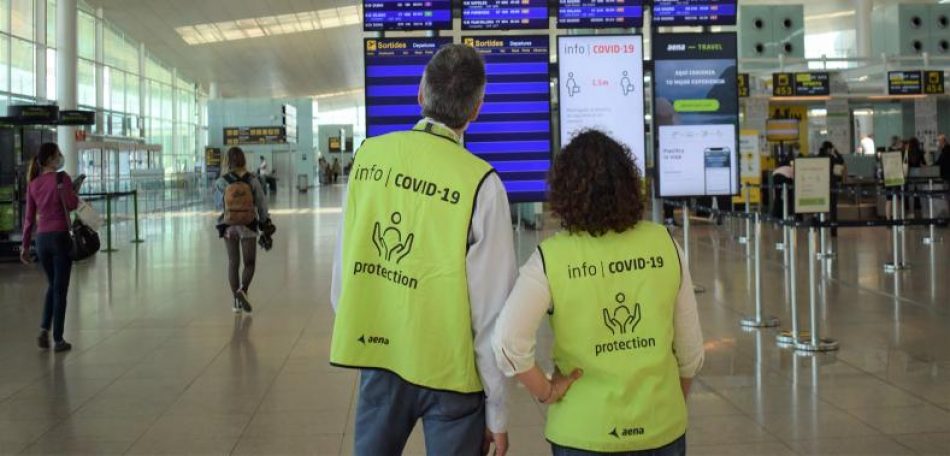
[463,36,552,202]
[363,0,453,31]
[462,0,550,30]
[557,0,644,28]
[652,0,737,26]
[364,38,451,138]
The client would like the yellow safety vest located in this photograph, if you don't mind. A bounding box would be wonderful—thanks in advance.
[539,222,686,452]
[330,120,493,394]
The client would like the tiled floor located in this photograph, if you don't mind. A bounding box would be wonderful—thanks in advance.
[0,185,948,455]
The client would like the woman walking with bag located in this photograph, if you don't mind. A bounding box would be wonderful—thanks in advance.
[20,143,80,352]
[215,147,270,314]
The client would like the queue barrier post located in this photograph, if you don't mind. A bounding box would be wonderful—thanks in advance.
[922,180,942,245]
[741,212,779,328]
[777,223,808,345]
[776,184,789,252]
[817,213,835,259]
[131,189,144,244]
[738,185,750,245]
[795,226,839,352]
[102,195,117,253]
[884,192,908,272]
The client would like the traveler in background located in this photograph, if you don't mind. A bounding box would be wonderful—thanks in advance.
[860,133,876,156]
[772,158,795,218]
[889,135,903,152]
[20,143,80,352]
[905,137,926,215]
[257,155,274,194]
[818,141,846,236]
[331,158,341,183]
[492,130,703,456]
[936,134,950,186]
[330,44,514,456]
[215,147,270,314]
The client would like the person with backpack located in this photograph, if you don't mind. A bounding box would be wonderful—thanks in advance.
[20,143,82,352]
[215,147,270,314]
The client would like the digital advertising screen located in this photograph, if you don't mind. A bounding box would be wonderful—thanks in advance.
[364,37,452,138]
[462,0,550,30]
[557,0,644,29]
[653,32,739,198]
[652,0,737,26]
[363,0,453,31]
[558,35,645,175]
[463,36,552,202]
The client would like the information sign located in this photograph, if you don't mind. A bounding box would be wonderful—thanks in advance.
[773,72,830,97]
[881,151,905,187]
[557,0,644,28]
[737,73,749,98]
[464,36,552,202]
[652,0,737,26]
[223,127,287,145]
[558,35,645,174]
[364,38,451,138]
[653,32,739,198]
[363,0,452,31]
[923,70,945,95]
[793,157,830,214]
[462,0,549,30]
[733,130,761,204]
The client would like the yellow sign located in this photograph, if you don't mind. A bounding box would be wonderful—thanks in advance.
[733,130,762,204]
[924,70,945,94]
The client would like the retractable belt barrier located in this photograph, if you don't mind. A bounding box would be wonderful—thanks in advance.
[78,189,146,254]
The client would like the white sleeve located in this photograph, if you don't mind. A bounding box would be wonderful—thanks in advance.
[491,250,551,376]
[467,173,517,434]
[672,240,704,378]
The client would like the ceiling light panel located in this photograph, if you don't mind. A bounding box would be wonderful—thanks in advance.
[175,5,363,45]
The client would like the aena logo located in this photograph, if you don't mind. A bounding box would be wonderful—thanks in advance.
[666,44,686,52]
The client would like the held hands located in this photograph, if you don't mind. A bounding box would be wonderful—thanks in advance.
[539,368,584,405]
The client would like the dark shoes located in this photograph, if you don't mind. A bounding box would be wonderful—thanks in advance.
[235,290,253,314]
[37,330,50,350]
[53,341,72,352]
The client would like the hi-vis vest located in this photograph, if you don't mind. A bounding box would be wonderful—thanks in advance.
[330,120,493,394]
[539,222,686,452]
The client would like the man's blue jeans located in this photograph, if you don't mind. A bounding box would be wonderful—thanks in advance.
[354,369,486,456]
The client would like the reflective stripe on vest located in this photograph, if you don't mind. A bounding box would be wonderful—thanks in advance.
[330,120,493,394]
[539,222,686,452]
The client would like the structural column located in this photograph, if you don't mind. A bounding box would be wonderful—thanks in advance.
[95,7,105,135]
[138,42,146,138]
[34,0,47,102]
[57,0,78,175]
[854,0,872,58]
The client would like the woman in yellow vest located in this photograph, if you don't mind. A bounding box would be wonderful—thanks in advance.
[492,130,704,455]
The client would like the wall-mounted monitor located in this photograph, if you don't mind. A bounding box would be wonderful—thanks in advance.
[364,37,452,138]
[363,0,453,31]
[462,0,550,30]
[463,36,552,203]
[557,0,644,29]
[558,35,646,175]
[653,32,740,198]
[652,0,737,26]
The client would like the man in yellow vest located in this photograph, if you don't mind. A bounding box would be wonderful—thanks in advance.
[330,44,515,455]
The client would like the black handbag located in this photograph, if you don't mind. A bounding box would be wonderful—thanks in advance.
[57,172,100,261]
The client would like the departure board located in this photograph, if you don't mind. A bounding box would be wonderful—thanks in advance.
[363,0,453,31]
[557,0,644,28]
[888,71,923,96]
[652,0,737,26]
[364,38,452,138]
[462,0,550,30]
[463,36,552,202]
[773,72,830,97]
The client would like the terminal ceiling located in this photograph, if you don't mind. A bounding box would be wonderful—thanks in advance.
[82,0,942,103]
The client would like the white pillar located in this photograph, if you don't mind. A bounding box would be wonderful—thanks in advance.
[57,0,78,175]
[34,0,47,101]
[854,0,872,58]
[171,68,178,158]
[209,82,220,100]
[139,42,146,138]
[95,7,104,135]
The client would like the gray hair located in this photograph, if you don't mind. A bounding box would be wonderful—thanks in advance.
[421,44,486,129]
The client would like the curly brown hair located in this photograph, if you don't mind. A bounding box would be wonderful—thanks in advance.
[548,130,644,236]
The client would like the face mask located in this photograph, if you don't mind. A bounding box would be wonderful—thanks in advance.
[50,155,64,170]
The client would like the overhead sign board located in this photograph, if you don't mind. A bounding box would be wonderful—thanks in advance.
[557,0,644,28]
[558,35,645,175]
[362,0,452,31]
[462,0,549,30]
[652,0,737,26]
[653,32,740,198]
[224,127,287,145]
[923,70,945,95]
[773,72,830,97]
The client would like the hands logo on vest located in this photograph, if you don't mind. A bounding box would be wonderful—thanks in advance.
[603,292,642,335]
[372,211,414,264]
[595,292,656,357]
